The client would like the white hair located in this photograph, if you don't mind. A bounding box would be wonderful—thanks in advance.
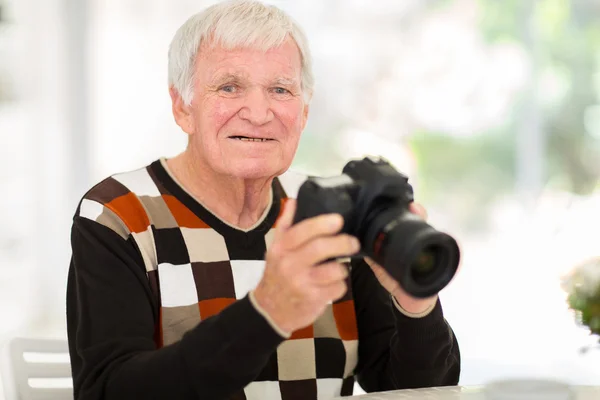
[168,0,314,105]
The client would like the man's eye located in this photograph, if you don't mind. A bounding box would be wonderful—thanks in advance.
[273,87,291,95]
[220,85,237,93]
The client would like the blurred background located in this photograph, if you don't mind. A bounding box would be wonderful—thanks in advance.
[1,0,600,396]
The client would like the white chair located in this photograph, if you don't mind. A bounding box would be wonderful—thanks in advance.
[1,337,73,400]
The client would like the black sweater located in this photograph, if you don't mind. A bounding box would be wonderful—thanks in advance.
[66,159,460,399]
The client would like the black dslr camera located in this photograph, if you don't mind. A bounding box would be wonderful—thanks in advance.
[293,156,460,298]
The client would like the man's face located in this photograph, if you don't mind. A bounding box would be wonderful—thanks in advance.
[175,36,309,180]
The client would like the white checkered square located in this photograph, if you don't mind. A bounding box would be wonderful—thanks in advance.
[277,339,316,381]
[230,260,266,299]
[243,381,283,400]
[180,228,229,263]
[313,305,340,339]
[79,199,103,221]
[157,262,198,307]
[343,340,359,378]
[317,378,344,400]
[132,227,157,272]
[113,168,161,197]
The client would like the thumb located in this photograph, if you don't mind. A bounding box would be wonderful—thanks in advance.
[274,198,297,236]
[409,202,428,220]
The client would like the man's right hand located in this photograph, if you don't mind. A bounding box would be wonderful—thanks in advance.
[252,199,360,335]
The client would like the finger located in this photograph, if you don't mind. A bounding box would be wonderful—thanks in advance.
[365,257,383,273]
[365,257,388,273]
[310,262,349,286]
[298,234,360,266]
[409,202,428,220]
[365,257,388,278]
[364,257,376,268]
[274,199,297,241]
[282,213,344,250]
[366,260,388,281]
[320,280,348,303]
[371,263,394,283]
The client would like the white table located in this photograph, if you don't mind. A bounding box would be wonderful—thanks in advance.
[334,384,600,399]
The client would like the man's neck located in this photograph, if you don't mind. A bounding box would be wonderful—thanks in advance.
[166,151,274,230]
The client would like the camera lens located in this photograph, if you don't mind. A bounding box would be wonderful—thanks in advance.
[410,246,438,283]
[363,208,460,298]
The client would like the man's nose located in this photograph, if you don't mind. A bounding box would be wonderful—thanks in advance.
[238,88,274,125]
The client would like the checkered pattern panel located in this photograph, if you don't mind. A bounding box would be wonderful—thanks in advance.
[77,161,361,400]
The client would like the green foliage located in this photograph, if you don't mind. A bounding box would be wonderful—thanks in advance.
[437,0,600,202]
[476,0,522,44]
[409,132,515,198]
[535,0,570,43]
[408,131,515,232]
[563,257,600,341]
[292,129,345,176]
[567,285,600,336]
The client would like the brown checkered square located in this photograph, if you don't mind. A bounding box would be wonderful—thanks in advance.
[85,177,130,205]
[191,261,236,301]
[279,379,317,400]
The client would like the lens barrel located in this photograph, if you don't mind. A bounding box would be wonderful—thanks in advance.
[365,208,460,298]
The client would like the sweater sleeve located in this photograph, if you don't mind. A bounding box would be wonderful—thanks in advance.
[350,258,460,392]
[66,216,285,400]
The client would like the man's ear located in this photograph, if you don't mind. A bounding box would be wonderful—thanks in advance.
[170,87,194,135]
[301,102,310,130]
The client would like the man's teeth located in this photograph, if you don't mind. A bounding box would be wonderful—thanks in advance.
[236,137,269,142]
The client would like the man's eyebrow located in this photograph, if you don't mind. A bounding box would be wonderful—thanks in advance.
[210,73,245,85]
[272,77,299,87]
[209,74,299,87]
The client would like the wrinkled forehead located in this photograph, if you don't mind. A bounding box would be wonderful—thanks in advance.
[198,32,301,59]
[196,35,303,79]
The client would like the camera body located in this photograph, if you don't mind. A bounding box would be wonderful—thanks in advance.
[293,156,460,298]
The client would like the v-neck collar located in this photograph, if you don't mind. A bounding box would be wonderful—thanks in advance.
[150,158,286,238]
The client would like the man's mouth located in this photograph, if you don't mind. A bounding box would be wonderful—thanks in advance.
[229,136,274,142]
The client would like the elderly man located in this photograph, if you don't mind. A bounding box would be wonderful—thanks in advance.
[66,1,460,399]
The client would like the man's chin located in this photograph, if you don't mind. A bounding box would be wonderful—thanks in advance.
[225,160,286,181]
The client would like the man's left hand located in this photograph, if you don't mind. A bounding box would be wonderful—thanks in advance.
[365,202,438,315]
